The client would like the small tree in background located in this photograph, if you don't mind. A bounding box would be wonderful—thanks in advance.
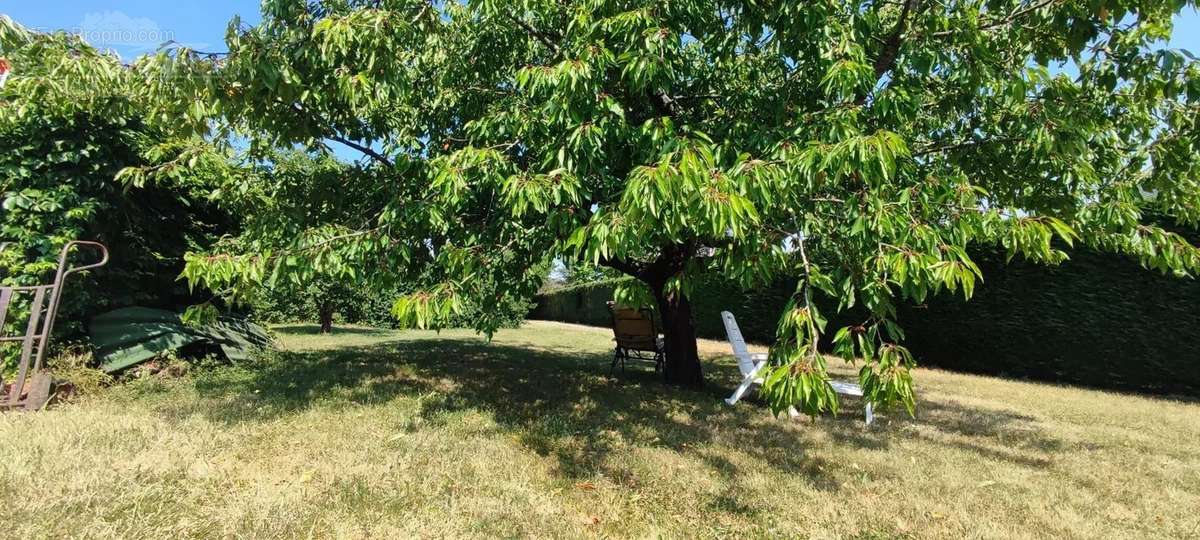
[175,148,404,329]
[134,0,1199,415]
[563,262,623,286]
[252,276,367,333]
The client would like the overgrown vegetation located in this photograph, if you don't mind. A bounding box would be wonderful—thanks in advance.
[0,16,231,367]
[1,323,1196,537]
[251,276,397,332]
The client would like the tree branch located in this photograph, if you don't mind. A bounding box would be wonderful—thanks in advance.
[284,102,393,167]
[930,0,1058,38]
[505,13,561,56]
[857,0,919,105]
[326,134,393,167]
[600,242,694,284]
[873,0,919,80]
[794,233,822,360]
[599,257,644,277]
[504,13,680,120]
[912,136,1023,156]
[648,89,677,118]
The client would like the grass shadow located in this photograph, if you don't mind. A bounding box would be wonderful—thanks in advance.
[815,397,1063,469]
[160,330,1064,482]
[271,324,395,336]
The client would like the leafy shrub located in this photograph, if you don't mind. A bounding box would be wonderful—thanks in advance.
[893,247,1200,396]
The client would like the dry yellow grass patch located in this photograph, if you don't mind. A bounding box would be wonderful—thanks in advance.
[0,320,1197,538]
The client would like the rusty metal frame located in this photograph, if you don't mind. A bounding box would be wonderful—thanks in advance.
[1,241,108,411]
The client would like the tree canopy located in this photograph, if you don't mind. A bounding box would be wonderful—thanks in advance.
[130,0,1200,416]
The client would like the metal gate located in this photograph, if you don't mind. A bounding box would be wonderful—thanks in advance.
[0,241,108,411]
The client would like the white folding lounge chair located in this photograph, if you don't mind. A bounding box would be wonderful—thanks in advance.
[720,311,874,425]
[721,310,769,406]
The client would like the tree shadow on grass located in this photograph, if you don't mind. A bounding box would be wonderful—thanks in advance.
[905,399,1062,468]
[271,323,395,336]
[818,398,1064,469]
[160,332,1063,485]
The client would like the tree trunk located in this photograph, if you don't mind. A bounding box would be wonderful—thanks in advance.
[602,245,703,387]
[651,283,704,388]
[318,304,334,334]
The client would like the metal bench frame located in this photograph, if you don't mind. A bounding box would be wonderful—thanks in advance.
[606,301,665,376]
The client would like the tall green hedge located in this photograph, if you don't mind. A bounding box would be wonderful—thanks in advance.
[893,247,1200,396]
[531,249,1200,396]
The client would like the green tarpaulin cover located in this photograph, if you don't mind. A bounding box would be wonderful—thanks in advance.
[90,307,272,373]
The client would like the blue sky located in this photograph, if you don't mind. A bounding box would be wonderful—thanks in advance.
[2,1,264,58]
[4,2,1199,61]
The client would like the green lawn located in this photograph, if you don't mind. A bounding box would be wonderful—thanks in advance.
[2,321,1198,538]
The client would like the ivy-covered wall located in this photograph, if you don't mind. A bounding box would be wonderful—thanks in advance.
[531,248,1200,396]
